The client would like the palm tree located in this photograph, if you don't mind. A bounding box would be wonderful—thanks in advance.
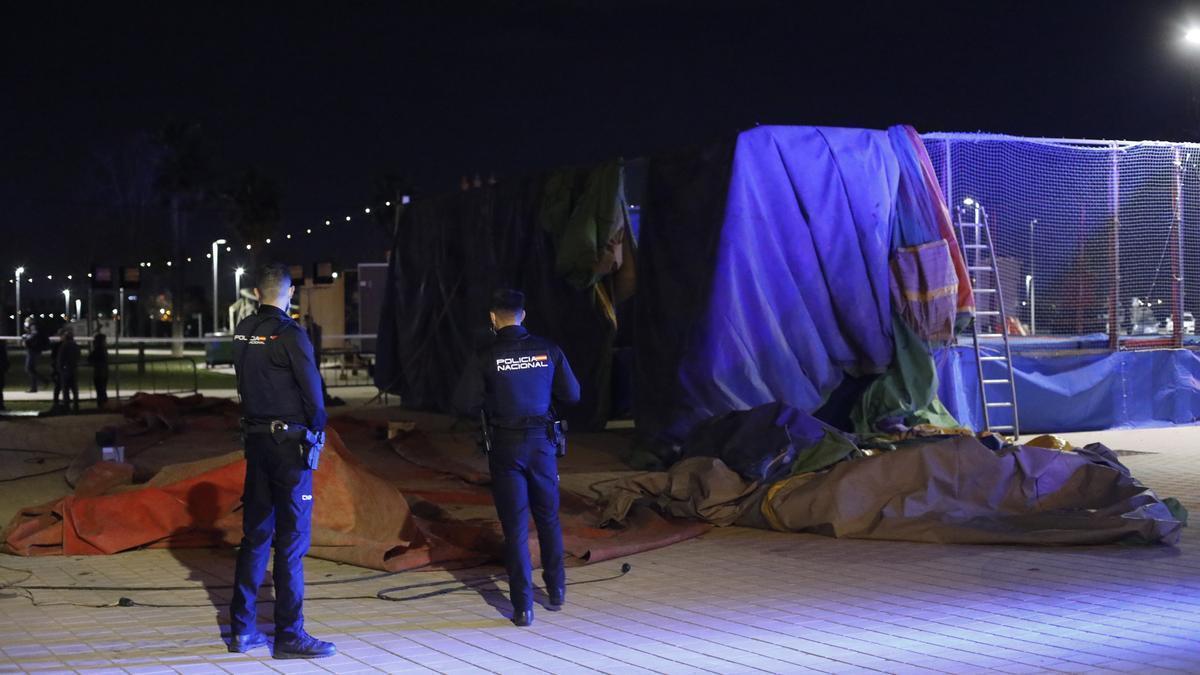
[155,121,213,355]
[221,168,281,271]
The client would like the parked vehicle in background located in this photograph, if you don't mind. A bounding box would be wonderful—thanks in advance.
[1157,312,1196,336]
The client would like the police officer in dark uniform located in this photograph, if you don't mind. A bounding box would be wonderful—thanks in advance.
[453,289,580,627]
[228,263,336,660]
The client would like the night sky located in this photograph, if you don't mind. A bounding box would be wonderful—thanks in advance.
[3,0,1199,306]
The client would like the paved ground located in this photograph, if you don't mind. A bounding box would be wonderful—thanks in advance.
[1,418,1197,674]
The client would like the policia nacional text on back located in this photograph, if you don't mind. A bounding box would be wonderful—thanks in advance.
[454,289,581,627]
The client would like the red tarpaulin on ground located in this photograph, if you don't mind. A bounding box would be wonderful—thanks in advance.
[1,395,708,570]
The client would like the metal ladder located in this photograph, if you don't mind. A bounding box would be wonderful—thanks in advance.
[956,201,1020,439]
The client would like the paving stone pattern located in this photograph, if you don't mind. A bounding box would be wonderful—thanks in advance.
[1,427,1198,674]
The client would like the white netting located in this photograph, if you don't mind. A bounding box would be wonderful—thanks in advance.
[922,133,1200,343]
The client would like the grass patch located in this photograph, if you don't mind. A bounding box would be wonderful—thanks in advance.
[4,352,235,396]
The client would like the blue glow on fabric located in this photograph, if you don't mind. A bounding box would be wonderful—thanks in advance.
[671,127,900,436]
[936,343,1200,432]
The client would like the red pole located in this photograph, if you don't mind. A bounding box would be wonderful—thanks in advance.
[1108,148,1120,351]
[1173,148,1183,348]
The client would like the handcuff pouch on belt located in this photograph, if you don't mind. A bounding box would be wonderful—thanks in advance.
[241,418,326,470]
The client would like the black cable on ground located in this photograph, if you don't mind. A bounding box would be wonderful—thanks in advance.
[2,563,634,609]
[0,447,74,456]
[374,562,633,603]
[0,563,409,592]
[0,465,68,483]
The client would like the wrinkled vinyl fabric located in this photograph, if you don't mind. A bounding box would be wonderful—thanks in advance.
[887,125,973,319]
[889,240,958,344]
[539,160,632,291]
[850,316,960,436]
[599,457,761,528]
[937,344,1200,433]
[0,429,449,570]
[747,437,1183,545]
[1,396,709,568]
[634,137,737,444]
[641,126,898,442]
[374,164,631,431]
[636,126,969,443]
[680,402,857,482]
[600,436,1184,546]
[853,126,967,436]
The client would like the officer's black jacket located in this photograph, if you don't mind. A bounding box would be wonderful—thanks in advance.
[453,325,580,425]
[233,305,327,432]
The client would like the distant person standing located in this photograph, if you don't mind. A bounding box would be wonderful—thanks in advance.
[20,318,49,392]
[88,332,110,408]
[49,333,62,409]
[57,328,80,413]
[302,314,341,406]
[0,339,9,410]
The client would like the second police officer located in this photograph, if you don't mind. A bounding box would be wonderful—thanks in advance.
[228,263,336,659]
[453,289,580,627]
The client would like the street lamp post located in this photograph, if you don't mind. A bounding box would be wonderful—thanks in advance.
[211,239,227,333]
[63,289,71,321]
[14,267,23,332]
[235,266,245,297]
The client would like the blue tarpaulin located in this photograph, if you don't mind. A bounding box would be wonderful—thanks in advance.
[937,345,1200,432]
[659,126,899,440]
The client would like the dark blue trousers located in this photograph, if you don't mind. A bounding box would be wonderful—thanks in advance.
[24,351,43,392]
[230,433,313,641]
[489,430,565,613]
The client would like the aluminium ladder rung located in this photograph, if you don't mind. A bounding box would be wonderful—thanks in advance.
[957,204,1020,440]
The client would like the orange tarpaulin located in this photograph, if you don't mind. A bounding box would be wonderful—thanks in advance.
[2,429,466,571]
[2,395,707,571]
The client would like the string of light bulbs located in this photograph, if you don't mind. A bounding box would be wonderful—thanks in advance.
[7,196,410,291]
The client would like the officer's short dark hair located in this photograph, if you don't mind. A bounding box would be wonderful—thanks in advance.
[490,289,525,313]
[257,263,292,297]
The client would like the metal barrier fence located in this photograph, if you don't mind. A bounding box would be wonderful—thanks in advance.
[2,334,377,397]
[0,345,199,403]
[111,356,199,398]
[198,334,377,388]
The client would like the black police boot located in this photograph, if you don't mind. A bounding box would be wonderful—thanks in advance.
[273,632,337,659]
[512,608,534,627]
[227,631,268,653]
[548,586,565,609]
